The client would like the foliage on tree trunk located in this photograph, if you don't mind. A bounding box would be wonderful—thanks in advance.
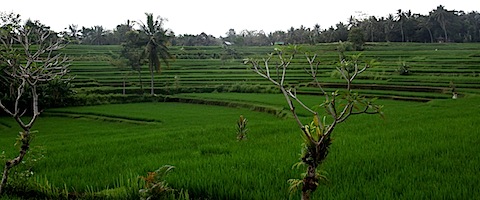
[236,115,248,141]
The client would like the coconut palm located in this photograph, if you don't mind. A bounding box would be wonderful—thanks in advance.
[431,5,451,42]
[139,13,173,95]
[91,25,108,45]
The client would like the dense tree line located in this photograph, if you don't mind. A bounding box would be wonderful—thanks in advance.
[226,5,480,45]
[64,5,478,46]
[5,5,480,47]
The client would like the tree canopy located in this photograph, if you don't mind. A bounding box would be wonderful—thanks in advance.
[6,5,480,46]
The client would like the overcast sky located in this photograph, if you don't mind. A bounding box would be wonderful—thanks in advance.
[2,0,478,37]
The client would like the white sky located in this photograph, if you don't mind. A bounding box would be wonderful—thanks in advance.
[2,0,478,37]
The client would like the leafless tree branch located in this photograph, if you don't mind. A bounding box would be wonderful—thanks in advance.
[0,21,70,194]
[246,47,382,200]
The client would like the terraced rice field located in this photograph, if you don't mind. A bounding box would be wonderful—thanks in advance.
[1,43,479,199]
[62,43,480,101]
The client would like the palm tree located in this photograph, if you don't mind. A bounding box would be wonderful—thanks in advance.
[140,13,173,95]
[384,14,396,42]
[92,25,107,45]
[66,24,81,43]
[418,15,434,43]
[114,20,134,44]
[396,9,405,42]
[431,5,450,42]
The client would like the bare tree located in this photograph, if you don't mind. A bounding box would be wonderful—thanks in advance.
[245,46,383,200]
[0,15,70,194]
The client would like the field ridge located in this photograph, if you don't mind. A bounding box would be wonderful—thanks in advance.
[43,110,162,125]
[163,95,291,118]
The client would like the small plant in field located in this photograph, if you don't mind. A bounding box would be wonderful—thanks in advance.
[397,58,410,75]
[336,41,353,53]
[236,115,248,141]
[139,165,175,200]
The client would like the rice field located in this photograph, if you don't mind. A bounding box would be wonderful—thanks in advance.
[63,43,480,101]
[1,43,480,199]
[1,94,479,199]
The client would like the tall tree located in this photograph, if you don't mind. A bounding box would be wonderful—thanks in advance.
[383,14,396,42]
[91,25,108,45]
[400,10,416,42]
[225,28,237,43]
[63,24,81,44]
[114,20,134,44]
[0,13,70,194]
[417,15,434,43]
[268,30,287,44]
[396,9,406,42]
[80,25,109,45]
[335,22,349,41]
[24,19,57,42]
[462,11,480,42]
[139,13,173,95]
[311,24,322,44]
[121,30,145,94]
[348,27,366,50]
[363,16,376,42]
[431,5,451,42]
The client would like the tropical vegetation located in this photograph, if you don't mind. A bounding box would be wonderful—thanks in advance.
[1,5,480,200]
[53,5,480,46]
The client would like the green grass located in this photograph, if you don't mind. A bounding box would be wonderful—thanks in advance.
[320,96,480,199]
[1,101,300,199]
[1,94,479,199]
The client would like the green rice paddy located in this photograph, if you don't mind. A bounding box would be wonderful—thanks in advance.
[1,43,480,199]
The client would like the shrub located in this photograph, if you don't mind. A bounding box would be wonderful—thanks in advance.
[336,41,353,52]
[397,60,411,75]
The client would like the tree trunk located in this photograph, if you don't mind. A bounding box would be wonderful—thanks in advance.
[400,25,405,42]
[0,131,30,194]
[122,76,126,95]
[137,70,143,94]
[301,165,318,200]
[443,25,448,42]
[427,28,434,43]
[0,165,10,194]
[150,67,154,95]
[302,190,311,200]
